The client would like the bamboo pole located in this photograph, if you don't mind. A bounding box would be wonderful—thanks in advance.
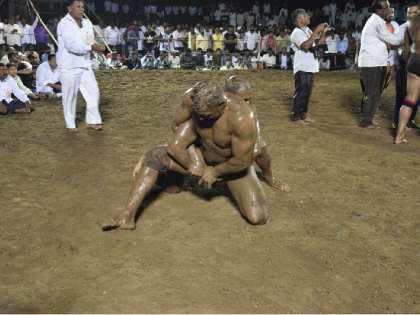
[82,12,112,54]
[27,0,59,47]
[81,0,102,24]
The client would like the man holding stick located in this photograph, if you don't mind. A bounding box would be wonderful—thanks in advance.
[56,0,105,131]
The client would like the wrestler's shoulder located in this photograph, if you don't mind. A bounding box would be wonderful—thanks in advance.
[226,93,253,115]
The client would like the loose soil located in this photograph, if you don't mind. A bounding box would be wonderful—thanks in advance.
[0,70,419,313]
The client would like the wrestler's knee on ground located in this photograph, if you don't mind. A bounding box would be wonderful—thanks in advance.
[145,145,171,171]
[245,203,269,225]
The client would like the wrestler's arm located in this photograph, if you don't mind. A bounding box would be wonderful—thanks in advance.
[199,111,255,189]
[171,93,193,132]
[167,120,198,171]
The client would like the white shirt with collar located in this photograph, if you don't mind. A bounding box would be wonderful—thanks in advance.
[36,61,62,96]
[358,13,404,67]
[93,25,105,44]
[325,34,338,53]
[56,13,94,69]
[262,53,276,67]
[245,31,259,50]
[395,21,408,59]
[0,75,29,103]
[4,23,24,46]
[279,8,288,17]
[0,22,4,44]
[104,26,120,46]
[291,26,319,74]
[19,17,38,45]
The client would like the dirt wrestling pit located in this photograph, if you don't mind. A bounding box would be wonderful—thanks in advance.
[0,70,419,313]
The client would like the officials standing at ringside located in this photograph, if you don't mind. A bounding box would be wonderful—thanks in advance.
[56,0,105,131]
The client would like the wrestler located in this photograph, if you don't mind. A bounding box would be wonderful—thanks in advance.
[102,82,268,230]
[162,76,290,192]
[395,10,420,144]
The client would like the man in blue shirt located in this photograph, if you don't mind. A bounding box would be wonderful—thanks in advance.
[220,48,232,67]
[336,31,348,69]
[154,51,170,69]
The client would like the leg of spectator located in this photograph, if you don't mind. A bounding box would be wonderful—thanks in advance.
[292,71,309,124]
[359,67,381,128]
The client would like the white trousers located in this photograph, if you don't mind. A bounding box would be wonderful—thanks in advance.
[59,67,102,129]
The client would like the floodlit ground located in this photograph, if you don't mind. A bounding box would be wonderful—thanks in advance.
[1,70,419,313]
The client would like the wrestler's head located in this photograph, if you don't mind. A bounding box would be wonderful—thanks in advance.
[222,75,253,105]
[190,81,226,121]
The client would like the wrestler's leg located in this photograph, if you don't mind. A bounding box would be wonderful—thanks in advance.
[102,145,189,230]
[395,72,420,144]
[225,165,269,225]
[254,141,291,191]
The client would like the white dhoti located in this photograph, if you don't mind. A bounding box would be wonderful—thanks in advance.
[39,85,62,97]
[60,67,101,129]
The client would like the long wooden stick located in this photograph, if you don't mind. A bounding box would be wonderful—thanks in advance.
[27,0,59,47]
[82,12,112,54]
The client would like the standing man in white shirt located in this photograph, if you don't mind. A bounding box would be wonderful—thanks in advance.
[104,0,112,19]
[290,9,329,125]
[280,4,288,18]
[104,20,119,47]
[330,0,337,24]
[56,0,105,131]
[4,17,23,49]
[358,0,404,128]
[245,25,259,52]
[93,20,106,45]
[18,15,38,51]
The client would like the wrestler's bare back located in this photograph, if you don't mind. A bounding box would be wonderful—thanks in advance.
[407,12,420,54]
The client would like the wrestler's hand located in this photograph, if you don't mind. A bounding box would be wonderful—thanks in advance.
[92,43,105,52]
[390,65,396,77]
[198,166,218,190]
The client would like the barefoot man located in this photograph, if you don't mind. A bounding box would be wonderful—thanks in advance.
[395,8,420,144]
[56,0,105,131]
[102,81,270,230]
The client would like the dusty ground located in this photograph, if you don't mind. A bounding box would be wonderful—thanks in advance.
[0,70,419,313]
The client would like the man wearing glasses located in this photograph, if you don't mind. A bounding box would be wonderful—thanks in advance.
[358,0,404,129]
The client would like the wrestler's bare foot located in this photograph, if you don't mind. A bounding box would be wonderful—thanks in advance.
[304,117,315,123]
[293,120,308,125]
[86,123,103,131]
[101,209,135,230]
[264,176,291,192]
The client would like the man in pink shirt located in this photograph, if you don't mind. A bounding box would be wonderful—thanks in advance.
[172,24,185,52]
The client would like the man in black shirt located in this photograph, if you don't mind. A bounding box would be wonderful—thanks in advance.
[224,25,237,53]
[143,23,157,56]
[193,48,205,69]
[180,48,196,70]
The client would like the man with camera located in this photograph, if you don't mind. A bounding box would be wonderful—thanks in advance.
[290,9,329,125]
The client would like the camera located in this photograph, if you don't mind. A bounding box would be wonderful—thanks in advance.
[309,44,328,59]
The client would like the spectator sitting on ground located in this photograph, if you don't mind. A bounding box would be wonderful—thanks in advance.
[141,53,155,69]
[7,63,44,100]
[90,52,100,70]
[9,51,33,89]
[213,48,223,69]
[0,62,34,115]
[262,47,276,69]
[221,48,232,66]
[27,54,40,70]
[204,48,213,64]
[220,60,234,70]
[1,47,15,65]
[243,49,252,69]
[180,48,196,70]
[231,49,242,66]
[169,51,181,69]
[140,50,156,67]
[319,56,330,70]
[234,58,247,69]
[124,52,142,70]
[24,44,40,62]
[193,48,205,69]
[36,54,62,99]
[107,51,126,69]
[202,60,215,70]
[154,51,170,69]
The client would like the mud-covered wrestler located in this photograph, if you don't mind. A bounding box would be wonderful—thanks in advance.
[102,81,269,230]
[395,10,420,144]
[162,75,290,192]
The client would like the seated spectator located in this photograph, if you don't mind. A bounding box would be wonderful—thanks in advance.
[107,51,126,69]
[319,57,330,70]
[124,52,142,70]
[154,51,170,69]
[141,53,155,69]
[243,49,252,69]
[180,49,196,70]
[0,62,34,115]
[220,60,234,70]
[1,47,15,65]
[231,49,242,66]
[213,48,223,69]
[36,54,62,98]
[9,52,33,89]
[262,48,276,69]
[204,48,213,64]
[234,58,247,69]
[221,48,231,67]
[140,51,156,67]
[169,51,181,69]
[7,63,44,100]
[193,48,205,70]
[91,52,100,70]
[24,44,40,62]
[26,56,39,73]
[203,60,215,70]
[41,46,50,63]
[279,47,289,69]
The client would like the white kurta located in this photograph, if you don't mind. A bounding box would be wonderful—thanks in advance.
[57,13,101,129]
[36,61,62,97]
